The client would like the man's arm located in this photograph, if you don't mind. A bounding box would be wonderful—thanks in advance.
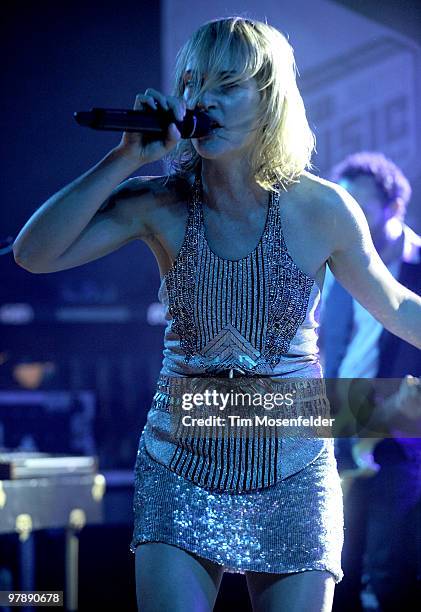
[320,272,354,378]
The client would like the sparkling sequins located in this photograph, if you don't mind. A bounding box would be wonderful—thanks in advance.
[132,176,344,580]
[262,197,315,367]
[164,189,200,362]
[131,433,344,583]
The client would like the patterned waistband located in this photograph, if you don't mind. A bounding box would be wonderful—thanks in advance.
[143,373,331,493]
[155,373,328,404]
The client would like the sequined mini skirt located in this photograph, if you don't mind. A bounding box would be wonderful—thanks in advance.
[130,429,344,582]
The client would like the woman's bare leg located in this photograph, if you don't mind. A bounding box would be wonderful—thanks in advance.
[246,569,335,612]
[135,542,224,612]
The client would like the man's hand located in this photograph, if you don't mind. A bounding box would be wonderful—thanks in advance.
[339,438,381,501]
[350,438,381,476]
[392,375,421,419]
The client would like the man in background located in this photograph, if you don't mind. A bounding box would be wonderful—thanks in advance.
[321,152,421,612]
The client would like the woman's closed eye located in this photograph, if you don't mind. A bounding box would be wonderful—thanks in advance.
[184,79,239,93]
[219,82,239,92]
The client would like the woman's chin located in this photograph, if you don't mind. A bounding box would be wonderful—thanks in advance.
[192,142,228,158]
[192,140,248,160]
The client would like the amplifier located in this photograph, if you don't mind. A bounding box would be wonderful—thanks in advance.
[0,452,98,479]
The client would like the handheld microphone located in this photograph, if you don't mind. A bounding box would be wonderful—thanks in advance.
[73,107,214,139]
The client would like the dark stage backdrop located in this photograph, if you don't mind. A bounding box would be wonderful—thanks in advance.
[1,0,162,305]
[0,1,165,468]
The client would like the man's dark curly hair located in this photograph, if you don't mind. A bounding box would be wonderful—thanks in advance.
[330,152,411,218]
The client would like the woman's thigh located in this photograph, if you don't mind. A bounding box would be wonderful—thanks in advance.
[246,569,335,612]
[135,542,224,612]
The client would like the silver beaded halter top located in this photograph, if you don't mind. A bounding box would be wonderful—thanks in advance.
[142,174,331,493]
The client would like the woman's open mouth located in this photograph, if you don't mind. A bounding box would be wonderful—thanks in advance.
[198,122,223,139]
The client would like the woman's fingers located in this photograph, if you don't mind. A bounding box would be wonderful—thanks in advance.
[140,89,184,145]
[134,93,158,111]
[167,122,181,140]
[142,89,186,121]
[143,88,169,110]
[116,88,185,166]
[166,95,186,122]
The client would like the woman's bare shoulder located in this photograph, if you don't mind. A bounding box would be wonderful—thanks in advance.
[296,171,343,202]
[294,171,359,220]
[297,171,369,251]
[100,173,194,231]
[108,173,193,206]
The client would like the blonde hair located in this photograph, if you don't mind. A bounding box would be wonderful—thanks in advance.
[165,16,316,192]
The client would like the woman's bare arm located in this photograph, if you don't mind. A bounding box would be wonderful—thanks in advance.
[13,150,151,273]
[326,184,421,350]
[13,88,187,274]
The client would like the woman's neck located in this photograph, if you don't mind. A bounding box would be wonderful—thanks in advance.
[200,158,267,216]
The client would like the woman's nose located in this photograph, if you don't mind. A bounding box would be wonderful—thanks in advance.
[195,89,217,111]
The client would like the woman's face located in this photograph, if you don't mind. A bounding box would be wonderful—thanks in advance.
[182,64,261,160]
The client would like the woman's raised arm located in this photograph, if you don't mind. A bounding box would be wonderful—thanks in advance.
[13,151,151,273]
[13,89,186,273]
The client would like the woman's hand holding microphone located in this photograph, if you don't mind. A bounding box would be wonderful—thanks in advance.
[114,89,187,168]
